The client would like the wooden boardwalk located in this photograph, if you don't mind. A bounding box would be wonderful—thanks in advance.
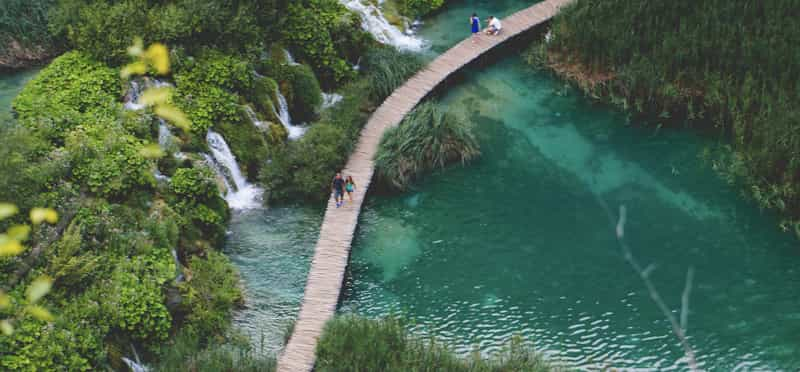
[277,1,572,370]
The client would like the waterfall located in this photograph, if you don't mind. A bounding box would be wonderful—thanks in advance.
[205,131,263,210]
[122,344,149,372]
[339,0,425,51]
[284,49,300,66]
[243,105,266,129]
[171,249,184,282]
[273,90,307,140]
[126,78,174,181]
[322,93,343,109]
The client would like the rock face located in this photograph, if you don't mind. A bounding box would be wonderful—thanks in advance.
[0,39,57,71]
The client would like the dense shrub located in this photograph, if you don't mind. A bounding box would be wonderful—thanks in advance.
[362,47,423,101]
[178,251,243,340]
[261,80,371,202]
[0,0,56,51]
[171,167,219,201]
[12,51,119,142]
[397,0,445,17]
[282,0,373,88]
[109,262,173,346]
[154,329,276,372]
[48,0,276,64]
[251,76,280,123]
[286,64,323,123]
[543,0,800,229]
[66,125,155,199]
[376,101,479,190]
[316,316,556,372]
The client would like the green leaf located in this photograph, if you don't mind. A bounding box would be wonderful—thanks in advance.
[7,225,31,241]
[26,276,52,303]
[27,305,54,322]
[0,320,13,335]
[0,239,23,257]
[30,208,58,225]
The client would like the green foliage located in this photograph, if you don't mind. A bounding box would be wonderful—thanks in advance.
[282,0,373,88]
[251,76,281,122]
[215,113,271,180]
[0,125,68,214]
[397,0,445,17]
[261,81,370,202]
[48,0,276,65]
[286,64,323,123]
[12,51,119,142]
[363,47,424,102]
[109,263,172,346]
[376,101,479,190]
[66,124,155,198]
[0,0,55,49]
[171,167,219,202]
[545,0,800,223]
[316,315,555,372]
[178,251,243,340]
[154,329,276,372]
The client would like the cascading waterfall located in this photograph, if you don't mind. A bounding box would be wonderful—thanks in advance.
[125,78,174,180]
[121,344,148,372]
[205,131,263,210]
[243,105,266,129]
[171,249,184,282]
[273,90,307,140]
[284,49,300,66]
[322,92,344,109]
[339,0,425,51]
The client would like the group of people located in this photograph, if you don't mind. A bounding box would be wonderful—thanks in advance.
[471,13,502,39]
[331,172,356,208]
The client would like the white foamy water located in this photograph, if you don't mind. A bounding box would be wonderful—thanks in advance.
[322,92,344,109]
[273,90,307,140]
[244,105,266,129]
[340,0,426,51]
[206,131,263,210]
[284,49,300,66]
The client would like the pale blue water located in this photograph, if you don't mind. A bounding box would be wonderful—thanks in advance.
[0,68,39,123]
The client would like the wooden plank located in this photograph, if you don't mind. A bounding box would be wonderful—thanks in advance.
[276,1,571,370]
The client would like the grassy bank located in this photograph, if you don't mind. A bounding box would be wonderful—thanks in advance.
[527,0,800,237]
[316,315,559,372]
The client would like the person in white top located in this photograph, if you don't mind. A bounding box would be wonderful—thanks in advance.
[486,16,502,35]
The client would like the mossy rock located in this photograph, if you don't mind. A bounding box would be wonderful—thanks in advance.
[214,115,270,181]
[286,64,322,123]
[267,122,288,147]
[252,76,281,123]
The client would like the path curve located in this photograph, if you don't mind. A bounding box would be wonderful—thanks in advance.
[278,1,572,370]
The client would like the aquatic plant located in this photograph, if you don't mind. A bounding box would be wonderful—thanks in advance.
[316,315,556,371]
[376,101,480,190]
[362,46,424,101]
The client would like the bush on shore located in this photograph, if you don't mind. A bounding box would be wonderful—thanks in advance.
[376,101,479,190]
[316,315,556,372]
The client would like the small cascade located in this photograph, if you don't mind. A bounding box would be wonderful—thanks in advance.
[124,80,146,110]
[243,105,266,129]
[126,79,175,181]
[121,344,148,372]
[205,131,263,210]
[322,93,344,109]
[273,90,307,140]
[284,49,300,66]
[171,248,184,282]
[339,0,425,51]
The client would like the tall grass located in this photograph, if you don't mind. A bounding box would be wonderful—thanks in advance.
[153,330,276,372]
[542,0,800,231]
[376,101,480,190]
[362,47,424,101]
[315,315,558,372]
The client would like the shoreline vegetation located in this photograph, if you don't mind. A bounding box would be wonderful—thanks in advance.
[524,0,800,238]
[1,0,495,370]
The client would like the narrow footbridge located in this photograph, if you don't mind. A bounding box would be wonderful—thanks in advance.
[278,1,572,370]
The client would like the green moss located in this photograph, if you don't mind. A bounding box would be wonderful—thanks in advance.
[286,64,323,123]
[177,251,243,340]
[12,51,120,143]
[252,76,281,123]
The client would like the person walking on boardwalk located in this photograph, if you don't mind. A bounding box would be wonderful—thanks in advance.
[470,13,481,42]
[332,172,346,208]
[345,176,356,202]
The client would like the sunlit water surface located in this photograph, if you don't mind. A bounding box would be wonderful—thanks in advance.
[340,54,800,370]
[222,0,800,368]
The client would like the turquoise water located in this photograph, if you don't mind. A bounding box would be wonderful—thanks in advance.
[225,207,322,354]
[0,68,39,122]
[340,54,800,369]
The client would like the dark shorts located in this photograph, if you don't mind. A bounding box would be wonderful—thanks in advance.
[335,189,344,198]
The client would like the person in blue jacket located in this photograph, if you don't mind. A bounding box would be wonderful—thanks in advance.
[470,13,480,42]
